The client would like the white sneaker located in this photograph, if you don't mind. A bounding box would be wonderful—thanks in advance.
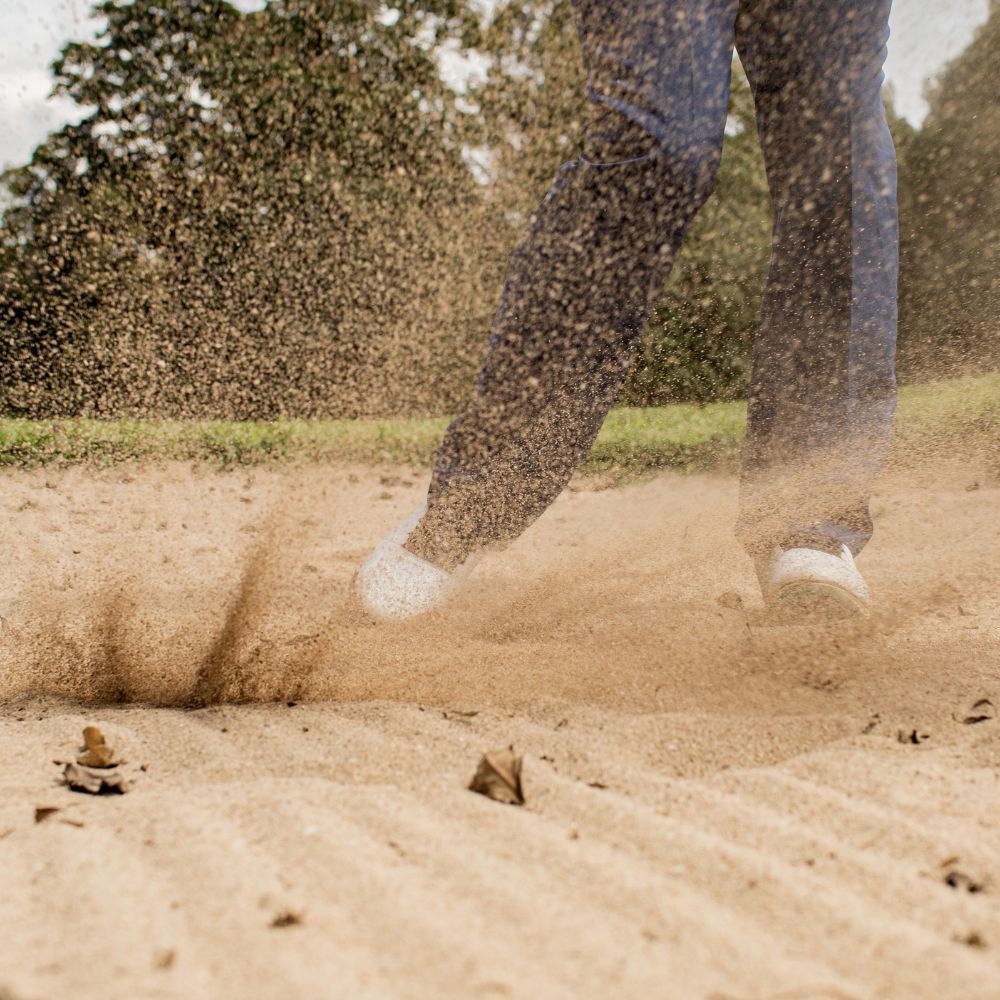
[764,543,871,618]
[352,505,479,622]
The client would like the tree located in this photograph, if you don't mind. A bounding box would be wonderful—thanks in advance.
[897,0,999,377]
[1,0,490,417]
[1,1,240,415]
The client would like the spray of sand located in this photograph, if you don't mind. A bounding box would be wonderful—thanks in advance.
[0,425,995,722]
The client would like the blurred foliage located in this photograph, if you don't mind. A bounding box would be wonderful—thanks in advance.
[897,0,999,379]
[0,372,995,474]
[0,0,995,417]
[1,0,491,418]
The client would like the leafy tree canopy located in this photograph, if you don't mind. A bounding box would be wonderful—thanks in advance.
[1,0,487,418]
[898,0,999,375]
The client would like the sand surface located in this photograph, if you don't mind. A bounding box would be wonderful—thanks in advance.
[0,458,997,999]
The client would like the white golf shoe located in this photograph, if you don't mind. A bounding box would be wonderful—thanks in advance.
[764,543,871,618]
[352,505,479,622]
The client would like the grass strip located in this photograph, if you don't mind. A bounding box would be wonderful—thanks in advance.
[0,372,995,473]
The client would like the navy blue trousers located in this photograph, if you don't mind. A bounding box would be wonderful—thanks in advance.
[414,0,898,567]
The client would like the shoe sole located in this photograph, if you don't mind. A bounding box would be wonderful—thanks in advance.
[770,581,870,621]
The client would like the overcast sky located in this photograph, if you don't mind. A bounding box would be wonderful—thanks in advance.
[0,0,991,169]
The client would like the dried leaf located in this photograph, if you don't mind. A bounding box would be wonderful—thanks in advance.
[82,726,105,751]
[944,870,986,893]
[34,806,60,823]
[154,949,176,970]
[61,762,132,795]
[962,699,996,725]
[270,910,303,928]
[76,746,118,767]
[442,708,480,724]
[955,931,986,949]
[469,747,524,806]
[76,726,121,768]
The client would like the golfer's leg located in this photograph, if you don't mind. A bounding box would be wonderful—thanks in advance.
[409,0,739,569]
[735,0,898,560]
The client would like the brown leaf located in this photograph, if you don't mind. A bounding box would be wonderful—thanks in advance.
[860,713,880,734]
[76,746,118,767]
[270,910,303,928]
[962,699,996,725]
[442,708,480,724]
[154,949,176,970]
[76,726,121,768]
[61,762,132,795]
[955,931,986,949]
[34,806,60,823]
[944,869,986,894]
[82,726,105,751]
[469,747,524,806]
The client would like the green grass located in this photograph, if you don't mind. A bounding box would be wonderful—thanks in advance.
[0,372,996,474]
[892,371,1000,450]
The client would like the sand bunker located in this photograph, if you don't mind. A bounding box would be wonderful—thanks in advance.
[0,459,997,998]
